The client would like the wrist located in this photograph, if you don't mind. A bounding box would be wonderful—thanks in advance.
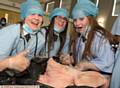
[0,58,9,71]
[7,57,13,69]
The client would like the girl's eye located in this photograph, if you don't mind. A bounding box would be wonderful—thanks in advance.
[74,17,84,22]
[79,18,84,21]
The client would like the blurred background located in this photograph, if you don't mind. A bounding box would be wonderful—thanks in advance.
[0,0,119,31]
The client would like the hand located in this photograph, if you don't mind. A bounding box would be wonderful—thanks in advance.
[60,54,74,65]
[8,50,30,72]
[75,61,88,71]
[0,59,8,71]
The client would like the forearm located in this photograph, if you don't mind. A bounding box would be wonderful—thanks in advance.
[0,58,9,71]
[84,62,100,71]
[75,61,100,71]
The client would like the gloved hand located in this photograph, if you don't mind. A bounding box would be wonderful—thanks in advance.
[8,50,30,72]
[60,54,74,65]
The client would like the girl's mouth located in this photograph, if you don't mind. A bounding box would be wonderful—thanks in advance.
[31,19,40,25]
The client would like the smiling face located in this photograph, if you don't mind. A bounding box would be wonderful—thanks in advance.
[54,16,67,31]
[24,14,43,31]
[73,16,90,33]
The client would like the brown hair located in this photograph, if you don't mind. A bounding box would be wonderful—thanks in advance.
[47,16,68,57]
[71,16,114,62]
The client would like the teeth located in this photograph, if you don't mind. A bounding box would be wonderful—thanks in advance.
[31,19,40,24]
[76,27,82,29]
[31,22,38,25]
[31,21,39,25]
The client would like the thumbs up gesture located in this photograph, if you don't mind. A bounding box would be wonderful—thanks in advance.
[8,50,30,72]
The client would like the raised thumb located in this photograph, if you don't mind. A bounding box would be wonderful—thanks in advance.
[18,49,29,56]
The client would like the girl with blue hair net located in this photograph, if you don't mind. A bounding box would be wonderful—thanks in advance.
[0,0,45,84]
[61,0,115,87]
[110,14,120,88]
[38,8,70,61]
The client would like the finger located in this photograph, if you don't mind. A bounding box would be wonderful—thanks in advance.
[67,54,70,57]
[60,55,65,59]
[19,49,29,56]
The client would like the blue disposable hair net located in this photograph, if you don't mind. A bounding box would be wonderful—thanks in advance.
[72,0,98,19]
[49,8,69,21]
[20,0,44,20]
[111,14,120,35]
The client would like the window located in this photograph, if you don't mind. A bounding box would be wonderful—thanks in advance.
[90,0,99,7]
[59,0,72,14]
[112,0,120,16]
[45,1,55,14]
